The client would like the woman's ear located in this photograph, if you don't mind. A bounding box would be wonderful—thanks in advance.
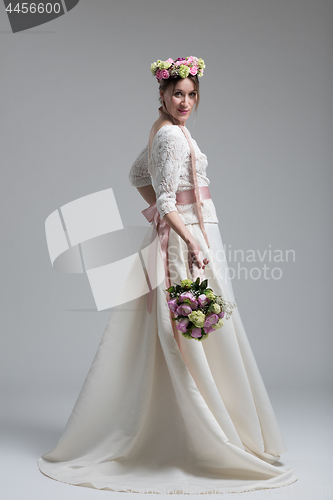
[159,89,166,112]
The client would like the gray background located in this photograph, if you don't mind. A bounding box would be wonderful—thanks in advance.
[1,1,332,498]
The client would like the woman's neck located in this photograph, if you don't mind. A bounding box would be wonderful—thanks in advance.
[158,104,186,127]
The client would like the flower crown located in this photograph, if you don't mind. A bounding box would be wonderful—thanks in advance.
[150,56,205,81]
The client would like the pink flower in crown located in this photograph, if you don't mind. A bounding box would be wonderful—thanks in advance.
[155,69,163,80]
[160,69,170,79]
[175,60,184,66]
[166,58,174,64]
[186,56,194,64]
[191,328,202,338]
[189,66,198,76]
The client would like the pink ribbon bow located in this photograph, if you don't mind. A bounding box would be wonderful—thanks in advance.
[141,202,172,315]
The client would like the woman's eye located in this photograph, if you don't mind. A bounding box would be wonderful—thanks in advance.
[174,92,197,97]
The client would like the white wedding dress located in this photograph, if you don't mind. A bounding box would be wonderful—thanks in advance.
[37,125,298,494]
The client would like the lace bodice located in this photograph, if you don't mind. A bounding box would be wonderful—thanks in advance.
[128,144,152,188]
[128,124,219,225]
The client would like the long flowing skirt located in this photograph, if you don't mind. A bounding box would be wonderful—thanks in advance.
[37,222,298,494]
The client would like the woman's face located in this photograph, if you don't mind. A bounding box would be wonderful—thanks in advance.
[160,78,197,124]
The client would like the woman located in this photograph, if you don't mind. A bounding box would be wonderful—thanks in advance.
[37,57,298,494]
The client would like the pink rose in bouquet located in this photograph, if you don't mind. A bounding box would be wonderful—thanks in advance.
[176,317,190,333]
[191,328,202,338]
[167,298,178,313]
[203,325,215,334]
[198,293,210,307]
[176,303,192,316]
[178,291,198,309]
[204,312,219,327]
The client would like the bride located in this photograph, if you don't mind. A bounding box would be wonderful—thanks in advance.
[37,56,298,494]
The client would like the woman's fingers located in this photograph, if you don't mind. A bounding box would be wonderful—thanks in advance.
[195,252,202,268]
[187,240,210,272]
[188,251,199,271]
[192,251,209,269]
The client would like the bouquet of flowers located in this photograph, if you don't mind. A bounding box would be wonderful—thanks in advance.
[166,277,237,341]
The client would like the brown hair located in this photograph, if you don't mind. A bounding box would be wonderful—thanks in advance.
[158,75,200,114]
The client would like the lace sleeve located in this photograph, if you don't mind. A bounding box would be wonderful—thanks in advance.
[128,144,152,187]
[148,127,185,219]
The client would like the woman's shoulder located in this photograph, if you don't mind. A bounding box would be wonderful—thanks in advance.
[149,120,184,160]
[151,120,182,139]
[150,122,184,148]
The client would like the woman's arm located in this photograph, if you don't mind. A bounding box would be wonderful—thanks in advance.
[136,185,156,206]
[136,187,208,270]
[136,185,193,245]
[136,187,193,247]
[163,210,209,270]
[147,127,209,270]
[163,210,195,245]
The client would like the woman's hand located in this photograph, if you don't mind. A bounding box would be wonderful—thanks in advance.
[161,211,210,275]
[187,238,209,273]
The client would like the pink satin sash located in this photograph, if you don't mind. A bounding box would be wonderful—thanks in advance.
[176,185,211,205]
[141,186,212,320]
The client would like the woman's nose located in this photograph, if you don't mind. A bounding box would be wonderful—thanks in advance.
[181,95,188,105]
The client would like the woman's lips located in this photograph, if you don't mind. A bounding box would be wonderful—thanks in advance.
[178,109,189,114]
